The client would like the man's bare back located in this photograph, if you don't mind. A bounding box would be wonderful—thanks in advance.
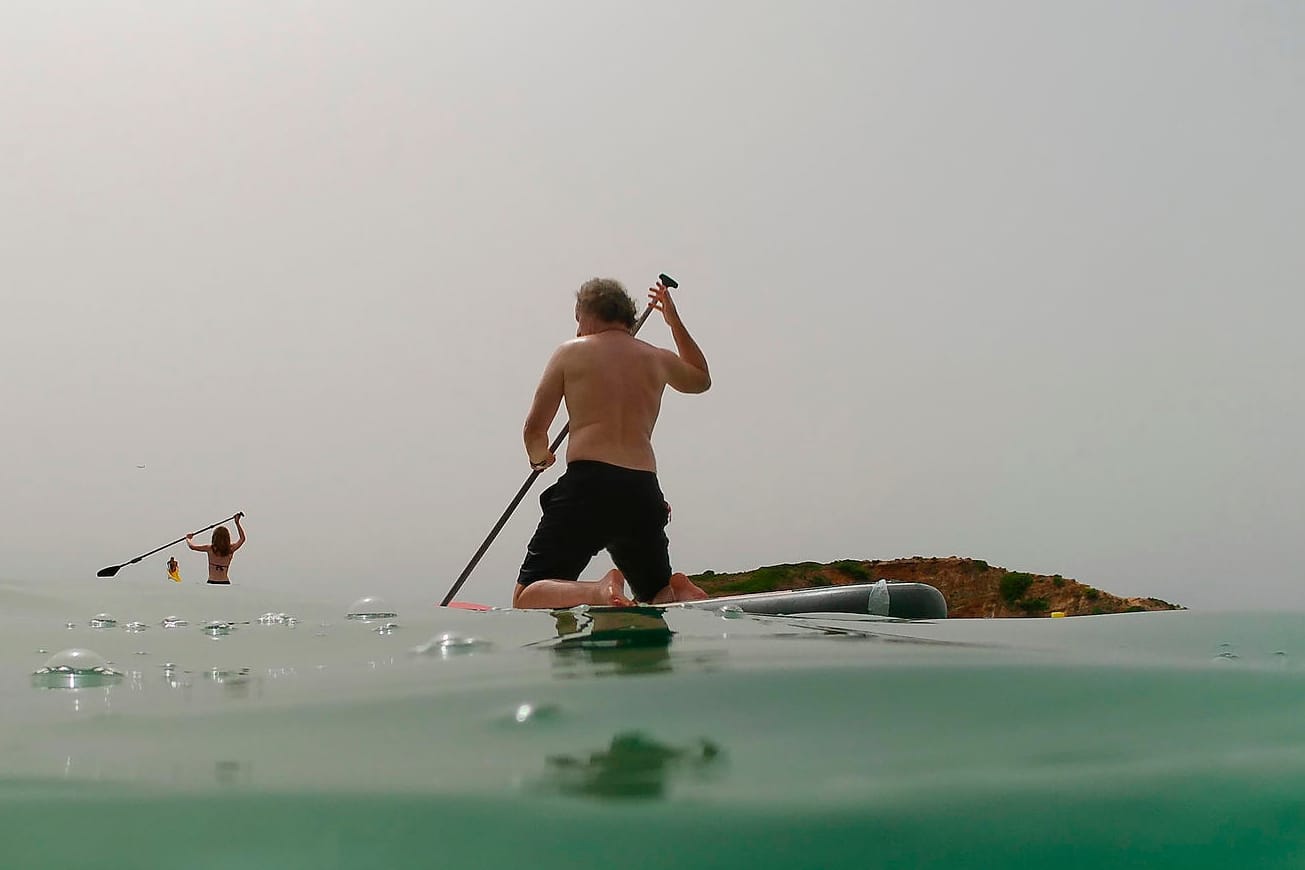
[522,281,710,474]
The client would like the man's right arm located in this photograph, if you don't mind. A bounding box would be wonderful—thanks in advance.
[650,285,710,394]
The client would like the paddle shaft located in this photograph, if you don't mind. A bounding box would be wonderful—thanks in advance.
[439,281,673,606]
[98,514,240,577]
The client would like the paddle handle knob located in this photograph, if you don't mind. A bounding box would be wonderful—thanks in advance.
[658,273,678,289]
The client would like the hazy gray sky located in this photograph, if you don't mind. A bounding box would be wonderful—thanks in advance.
[2,1,1301,610]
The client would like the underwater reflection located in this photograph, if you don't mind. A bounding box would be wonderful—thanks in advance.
[540,731,723,800]
[546,606,673,649]
[545,607,675,677]
[551,644,676,678]
[545,607,728,677]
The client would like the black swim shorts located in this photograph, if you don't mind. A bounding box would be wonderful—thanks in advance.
[517,460,671,602]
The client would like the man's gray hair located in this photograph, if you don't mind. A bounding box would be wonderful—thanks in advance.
[576,278,637,328]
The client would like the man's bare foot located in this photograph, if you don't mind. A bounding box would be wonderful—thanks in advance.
[649,572,711,604]
[512,576,632,609]
[669,572,709,601]
[596,569,634,607]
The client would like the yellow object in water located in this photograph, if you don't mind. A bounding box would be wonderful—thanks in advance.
[168,569,182,583]
[1051,611,1066,618]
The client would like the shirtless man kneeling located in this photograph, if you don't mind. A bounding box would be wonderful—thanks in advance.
[512,277,712,609]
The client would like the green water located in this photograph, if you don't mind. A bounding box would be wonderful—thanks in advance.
[3,578,1304,868]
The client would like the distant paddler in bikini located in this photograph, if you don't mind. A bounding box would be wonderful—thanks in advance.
[187,512,247,584]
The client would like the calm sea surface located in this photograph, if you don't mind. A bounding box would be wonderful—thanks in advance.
[3,577,1304,869]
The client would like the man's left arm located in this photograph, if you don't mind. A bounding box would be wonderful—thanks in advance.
[523,347,565,470]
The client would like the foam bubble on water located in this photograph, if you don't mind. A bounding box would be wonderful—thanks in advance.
[719,605,746,620]
[257,612,296,626]
[89,613,117,629]
[40,649,109,670]
[31,648,124,689]
[125,621,148,633]
[202,620,233,637]
[161,616,188,628]
[374,622,400,635]
[346,596,398,621]
[410,632,492,657]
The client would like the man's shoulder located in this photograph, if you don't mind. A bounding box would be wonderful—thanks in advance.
[558,335,666,362]
[557,335,640,352]
[544,337,576,355]
[554,337,589,356]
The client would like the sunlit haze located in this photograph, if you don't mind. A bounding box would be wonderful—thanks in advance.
[3,1,1302,610]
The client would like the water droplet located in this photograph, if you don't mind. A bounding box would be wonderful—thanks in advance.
[89,614,118,629]
[513,702,560,724]
[202,621,233,637]
[374,622,399,635]
[257,611,296,626]
[36,648,47,654]
[1214,651,1240,662]
[411,632,492,657]
[125,621,148,633]
[161,616,188,629]
[31,648,123,689]
[205,667,251,685]
[346,596,397,621]
[719,605,745,619]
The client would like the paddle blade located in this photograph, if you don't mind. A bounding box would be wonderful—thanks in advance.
[97,565,121,578]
